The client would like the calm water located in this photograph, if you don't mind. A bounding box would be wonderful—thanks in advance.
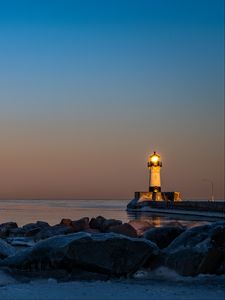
[0,199,223,227]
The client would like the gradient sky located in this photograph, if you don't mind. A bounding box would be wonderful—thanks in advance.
[0,0,224,200]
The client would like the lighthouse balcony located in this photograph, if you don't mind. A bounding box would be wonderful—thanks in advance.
[147,161,162,167]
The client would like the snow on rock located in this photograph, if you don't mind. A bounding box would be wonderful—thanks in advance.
[6,237,35,247]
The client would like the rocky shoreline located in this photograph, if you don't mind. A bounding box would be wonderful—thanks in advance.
[0,217,224,280]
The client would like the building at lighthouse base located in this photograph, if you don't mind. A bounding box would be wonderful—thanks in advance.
[127,191,181,210]
[134,191,181,202]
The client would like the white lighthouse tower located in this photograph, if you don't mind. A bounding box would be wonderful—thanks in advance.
[147,151,162,193]
[128,150,181,207]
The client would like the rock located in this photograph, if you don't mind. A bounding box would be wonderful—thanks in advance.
[217,260,225,274]
[0,222,18,230]
[25,228,43,237]
[60,218,90,232]
[165,248,203,276]
[0,238,16,259]
[163,222,225,276]
[36,221,50,228]
[2,232,159,276]
[101,219,122,232]
[128,220,153,237]
[165,221,186,229]
[6,237,35,247]
[0,228,9,238]
[23,221,49,231]
[8,227,26,237]
[89,216,106,230]
[0,270,18,285]
[34,225,74,241]
[71,217,90,232]
[22,221,50,237]
[186,221,209,229]
[60,219,72,227]
[144,226,184,249]
[107,223,137,238]
[196,223,225,274]
[0,222,18,238]
[165,224,211,251]
[89,217,122,232]
[83,228,100,234]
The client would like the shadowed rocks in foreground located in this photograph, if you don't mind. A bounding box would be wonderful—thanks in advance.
[144,226,185,249]
[1,232,158,276]
[0,217,224,278]
[162,222,225,276]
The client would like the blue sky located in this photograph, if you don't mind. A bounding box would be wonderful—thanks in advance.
[0,0,224,199]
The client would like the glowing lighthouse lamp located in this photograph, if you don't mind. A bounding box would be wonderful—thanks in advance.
[147,151,162,193]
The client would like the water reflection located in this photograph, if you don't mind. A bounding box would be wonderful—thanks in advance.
[0,199,222,227]
[126,210,221,227]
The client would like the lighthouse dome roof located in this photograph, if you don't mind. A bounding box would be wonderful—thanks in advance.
[150,151,160,158]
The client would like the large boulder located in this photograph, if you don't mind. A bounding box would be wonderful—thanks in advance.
[34,225,74,241]
[1,232,159,276]
[71,217,90,232]
[0,270,18,285]
[107,223,137,238]
[217,260,225,274]
[89,216,122,232]
[22,221,50,237]
[102,219,122,232]
[0,238,16,259]
[163,222,225,276]
[23,221,49,231]
[0,222,18,230]
[144,226,184,249]
[128,220,153,237]
[89,216,106,230]
[7,227,26,237]
[60,218,72,227]
[61,217,90,232]
[0,222,18,238]
[165,221,186,229]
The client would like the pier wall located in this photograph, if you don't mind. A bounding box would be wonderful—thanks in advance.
[134,200,225,213]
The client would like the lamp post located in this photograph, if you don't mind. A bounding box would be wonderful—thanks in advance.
[203,179,214,202]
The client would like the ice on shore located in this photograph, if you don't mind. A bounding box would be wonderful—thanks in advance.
[0,269,224,300]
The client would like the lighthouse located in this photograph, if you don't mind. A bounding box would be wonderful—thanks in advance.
[147,151,162,193]
[127,150,181,208]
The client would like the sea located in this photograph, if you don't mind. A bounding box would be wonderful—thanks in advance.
[0,199,223,227]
